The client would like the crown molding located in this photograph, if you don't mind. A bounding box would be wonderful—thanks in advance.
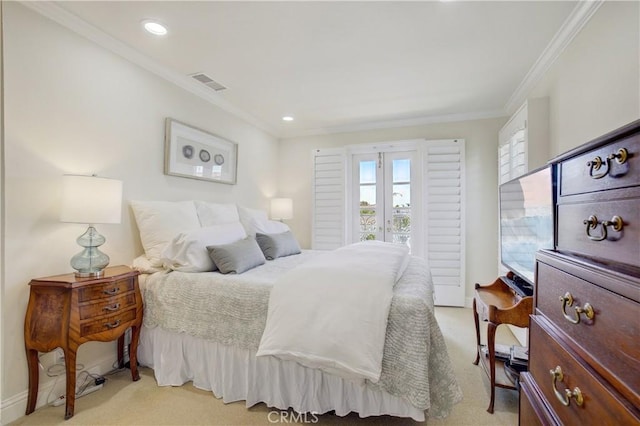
[21,1,278,137]
[504,0,604,114]
[280,109,508,139]
[22,1,597,140]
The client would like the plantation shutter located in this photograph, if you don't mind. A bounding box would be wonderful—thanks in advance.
[423,140,466,307]
[311,148,346,250]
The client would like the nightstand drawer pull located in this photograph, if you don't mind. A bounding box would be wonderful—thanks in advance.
[102,287,120,296]
[550,366,584,407]
[560,292,595,324]
[104,319,121,329]
[103,303,121,312]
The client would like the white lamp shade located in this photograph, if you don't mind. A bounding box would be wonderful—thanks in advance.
[60,175,123,224]
[270,198,293,220]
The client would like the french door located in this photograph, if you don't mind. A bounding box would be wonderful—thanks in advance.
[351,151,420,253]
[313,139,465,307]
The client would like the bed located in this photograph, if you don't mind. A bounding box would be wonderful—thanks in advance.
[130,200,462,421]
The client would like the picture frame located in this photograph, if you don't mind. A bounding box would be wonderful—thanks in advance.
[164,118,238,185]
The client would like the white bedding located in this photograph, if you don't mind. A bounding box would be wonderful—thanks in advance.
[137,248,462,419]
[257,241,409,382]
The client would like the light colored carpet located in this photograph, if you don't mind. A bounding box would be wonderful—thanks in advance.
[10,307,519,426]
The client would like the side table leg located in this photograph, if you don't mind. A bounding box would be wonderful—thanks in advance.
[472,298,480,365]
[487,321,497,414]
[129,325,141,381]
[64,347,77,420]
[25,348,39,415]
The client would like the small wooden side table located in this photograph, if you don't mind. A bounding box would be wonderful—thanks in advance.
[24,265,142,419]
[472,276,532,413]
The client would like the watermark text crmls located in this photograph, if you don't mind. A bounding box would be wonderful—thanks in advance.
[267,410,319,424]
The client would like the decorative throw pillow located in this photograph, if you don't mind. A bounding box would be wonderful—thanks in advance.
[161,222,247,272]
[130,200,201,267]
[207,237,266,274]
[195,201,240,226]
[255,231,302,260]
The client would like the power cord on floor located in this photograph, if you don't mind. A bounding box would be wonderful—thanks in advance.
[39,352,109,405]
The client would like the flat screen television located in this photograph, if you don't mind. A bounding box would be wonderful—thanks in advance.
[499,165,555,293]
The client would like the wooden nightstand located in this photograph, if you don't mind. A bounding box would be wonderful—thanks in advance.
[24,265,143,419]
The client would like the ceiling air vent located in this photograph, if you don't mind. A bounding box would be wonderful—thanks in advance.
[190,73,227,92]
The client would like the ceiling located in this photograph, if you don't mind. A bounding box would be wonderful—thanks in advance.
[53,1,579,138]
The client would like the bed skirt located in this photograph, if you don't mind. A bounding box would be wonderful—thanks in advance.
[138,325,426,421]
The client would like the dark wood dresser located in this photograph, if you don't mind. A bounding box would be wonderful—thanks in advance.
[520,119,640,425]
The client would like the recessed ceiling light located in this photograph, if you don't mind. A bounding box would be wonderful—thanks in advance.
[142,20,168,36]
[282,116,294,122]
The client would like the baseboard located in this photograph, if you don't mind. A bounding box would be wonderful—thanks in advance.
[464,296,473,308]
[1,352,118,424]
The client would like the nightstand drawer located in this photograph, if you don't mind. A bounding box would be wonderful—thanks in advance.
[78,278,134,302]
[79,292,136,320]
[529,317,639,425]
[80,308,137,337]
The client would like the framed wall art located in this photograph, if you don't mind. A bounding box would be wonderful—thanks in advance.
[164,118,238,184]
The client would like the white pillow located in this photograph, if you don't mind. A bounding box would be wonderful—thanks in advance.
[238,205,289,236]
[131,255,165,274]
[130,200,201,267]
[161,222,247,272]
[195,201,240,226]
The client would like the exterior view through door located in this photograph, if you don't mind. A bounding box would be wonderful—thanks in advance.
[353,151,416,248]
[312,139,465,306]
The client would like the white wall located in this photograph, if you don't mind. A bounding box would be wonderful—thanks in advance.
[278,117,507,305]
[1,2,279,417]
[531,1,639,155]
[277,1,640,309]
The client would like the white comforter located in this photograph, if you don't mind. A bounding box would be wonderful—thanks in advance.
[256,241,409,382]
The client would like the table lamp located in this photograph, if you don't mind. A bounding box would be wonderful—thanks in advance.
[60,175,123,278]
[270,198,293,221]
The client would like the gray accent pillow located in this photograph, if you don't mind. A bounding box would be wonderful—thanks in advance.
[206,237,266,274]
[255,231,301,260]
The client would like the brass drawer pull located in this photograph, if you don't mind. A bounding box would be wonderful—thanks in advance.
[587,147,629,179]
[583,215,624,241]
[608,147,629,165]
[550,366,584,407]
[103,303,121,312]
[102,287,120,296]
[560,292,594,324]
[104,319,121,329]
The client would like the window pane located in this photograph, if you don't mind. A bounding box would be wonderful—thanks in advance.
[392,206,411,248]
[360,161,376,184]
[359,205,377,241]
[393,159,410,182]
[359,185,376,206]
[393,183,410,207]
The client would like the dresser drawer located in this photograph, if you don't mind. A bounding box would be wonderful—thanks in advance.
[529,317,640,424]
[536,260,640,404]
[557,198,639,267]
[78,278,134,302]
[78,292,136,320]
[80,308,137,337]
[520,372,560,426]
[559,132,640,197]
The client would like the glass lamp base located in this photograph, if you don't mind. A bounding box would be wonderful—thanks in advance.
[70,226,110,278]
[74,270,105,278]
